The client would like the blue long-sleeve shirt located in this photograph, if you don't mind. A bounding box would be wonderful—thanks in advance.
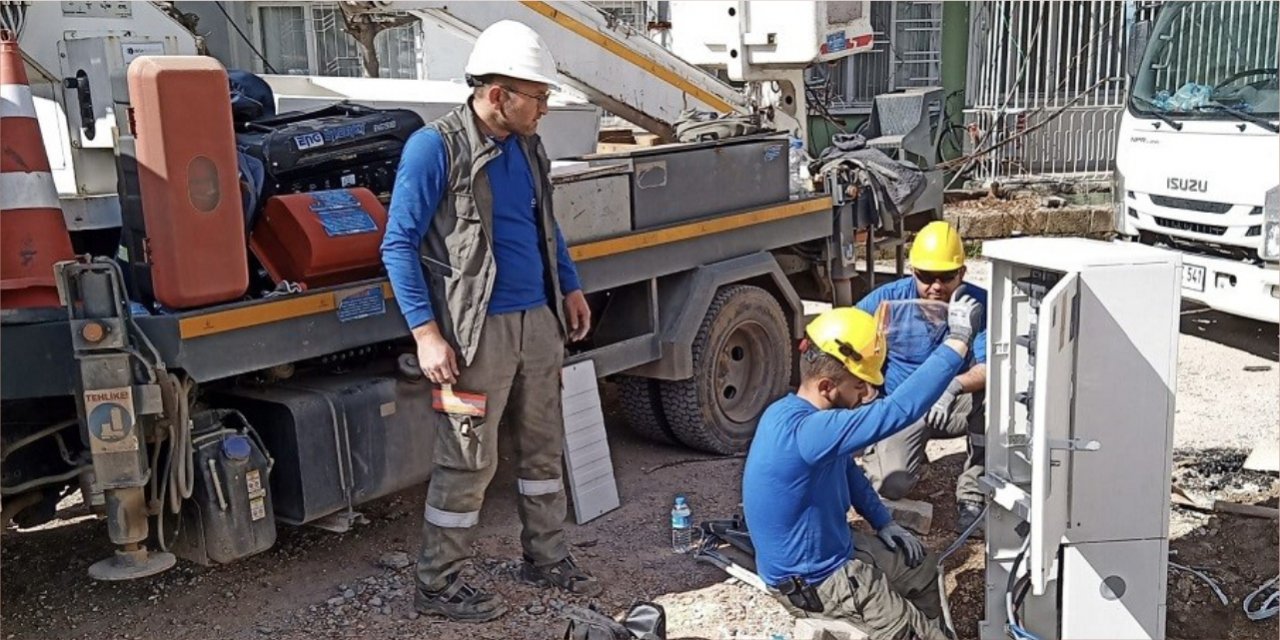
[856,276,987,395]
[381,126,582,330]
[742,345,965,587]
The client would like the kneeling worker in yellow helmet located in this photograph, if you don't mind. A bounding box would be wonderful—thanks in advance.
[742,292,983,640]
[857,221,989,534]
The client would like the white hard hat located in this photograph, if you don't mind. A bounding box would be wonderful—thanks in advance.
[465,20,559,88]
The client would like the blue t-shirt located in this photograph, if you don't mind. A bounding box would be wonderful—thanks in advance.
[381,126,582,329]
[742,346,965,587]
[855,276,988,395]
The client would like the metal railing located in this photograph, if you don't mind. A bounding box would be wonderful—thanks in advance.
[963,0,1142,182]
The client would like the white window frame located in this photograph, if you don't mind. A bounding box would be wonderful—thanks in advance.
[247,1,424,78]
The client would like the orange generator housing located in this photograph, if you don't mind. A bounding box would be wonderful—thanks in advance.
[250,188,389,289]
[126,56,248,309]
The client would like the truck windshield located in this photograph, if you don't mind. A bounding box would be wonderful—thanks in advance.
[1131,1,1279,122]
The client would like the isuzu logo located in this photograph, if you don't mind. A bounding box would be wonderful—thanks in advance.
[1168,177,1208,193]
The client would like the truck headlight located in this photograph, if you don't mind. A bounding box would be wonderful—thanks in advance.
[1262,185,1280,261]
[1112,169,1130,235]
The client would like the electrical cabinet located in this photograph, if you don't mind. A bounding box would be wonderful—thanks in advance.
[980,238,1181,640]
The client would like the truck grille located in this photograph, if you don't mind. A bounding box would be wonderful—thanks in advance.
[1153,216,1227,236]
[1149,194,1233,214]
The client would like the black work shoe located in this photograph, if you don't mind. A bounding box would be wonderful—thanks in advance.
[415,574,507,622]
[521,555,603,597]
[956,501,985,537]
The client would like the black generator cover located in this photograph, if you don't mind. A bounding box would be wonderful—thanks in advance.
[235,102,423,202]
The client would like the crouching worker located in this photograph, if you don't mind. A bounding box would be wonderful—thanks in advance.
[742,293,983,640]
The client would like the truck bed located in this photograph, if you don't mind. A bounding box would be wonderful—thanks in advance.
[3,195,835,401]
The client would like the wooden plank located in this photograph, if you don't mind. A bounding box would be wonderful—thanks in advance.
[1170,483,1206,510]
[1212,500,1280,520]
[598,128,637,144]
[595,142,643,154]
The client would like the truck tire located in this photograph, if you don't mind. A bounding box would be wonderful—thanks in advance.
[617,375,679,446]
[659,285,792,454]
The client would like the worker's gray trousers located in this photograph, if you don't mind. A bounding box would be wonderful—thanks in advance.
[416,306,568,592]
[863,391,985,506]
[774,529,948,640]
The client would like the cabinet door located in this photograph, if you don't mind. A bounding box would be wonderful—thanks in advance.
[1030,272,1079,595]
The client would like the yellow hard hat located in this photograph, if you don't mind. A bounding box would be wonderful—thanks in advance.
[804,307,886,386]
[909,221,966,272]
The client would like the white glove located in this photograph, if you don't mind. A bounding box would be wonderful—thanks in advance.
[926,379,964,430]
[947,286,984,345]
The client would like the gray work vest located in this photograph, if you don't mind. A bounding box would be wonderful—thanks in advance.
[418,102,566,366]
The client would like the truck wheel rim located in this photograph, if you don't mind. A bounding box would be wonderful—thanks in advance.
[713,320,773,423]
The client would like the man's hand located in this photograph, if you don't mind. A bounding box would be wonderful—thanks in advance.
[877,521,925,568]
[926,379,964,429]
[564,290,591,342]
[946,286,984,345]
[412,322,459,385]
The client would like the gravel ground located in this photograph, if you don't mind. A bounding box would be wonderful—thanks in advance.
[3,258,1276,640]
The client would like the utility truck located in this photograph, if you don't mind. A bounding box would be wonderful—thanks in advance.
[0,0,948,580]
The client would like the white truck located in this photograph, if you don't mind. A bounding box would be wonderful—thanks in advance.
[1115,0,1280,323]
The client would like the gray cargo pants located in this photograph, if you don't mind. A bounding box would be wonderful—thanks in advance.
[417,306,568,592]
[863,391,985,506]
[774,529,948,640]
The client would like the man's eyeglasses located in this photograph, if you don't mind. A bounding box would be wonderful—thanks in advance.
[501,85,552,106]
[914,269,961,285]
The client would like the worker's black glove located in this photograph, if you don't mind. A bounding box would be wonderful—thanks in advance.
[877,521,925,568]
[926,378,964,430]
[946,285,984,345]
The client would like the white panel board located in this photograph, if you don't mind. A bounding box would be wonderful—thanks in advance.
[561,360,620,524]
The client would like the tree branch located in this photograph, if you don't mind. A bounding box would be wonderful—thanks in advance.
[336,6,417,77]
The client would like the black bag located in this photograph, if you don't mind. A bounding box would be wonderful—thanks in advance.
[562,602,667,640]
[621,602,667,640]
[562,605,631,640]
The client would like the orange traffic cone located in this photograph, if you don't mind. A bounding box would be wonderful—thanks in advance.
[1,30,75,313]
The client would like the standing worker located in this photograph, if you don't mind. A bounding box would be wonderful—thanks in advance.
[742,295,983,640]
[857,221,988,533]
[381,21,599,622]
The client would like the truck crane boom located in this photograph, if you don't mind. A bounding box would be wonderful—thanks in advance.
[342,0,873,142]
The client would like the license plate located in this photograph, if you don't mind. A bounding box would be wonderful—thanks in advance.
[1182,264,1206,292]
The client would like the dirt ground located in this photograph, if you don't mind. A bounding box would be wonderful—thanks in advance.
[2,281,1277,640]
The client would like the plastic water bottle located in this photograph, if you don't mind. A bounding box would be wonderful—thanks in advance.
[670,494,693,554]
